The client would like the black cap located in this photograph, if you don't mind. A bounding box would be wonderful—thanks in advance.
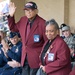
[24,1,37,10]
[16,32,21,38]
[9,32,18,38]
[60,23,67,29]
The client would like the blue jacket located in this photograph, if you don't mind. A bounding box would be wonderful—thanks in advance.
[6,41,22,63]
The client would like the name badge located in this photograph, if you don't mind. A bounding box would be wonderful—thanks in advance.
[48,53,54,61]
[34,35,40,42]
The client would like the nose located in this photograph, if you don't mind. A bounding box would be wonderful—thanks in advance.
[47,31,51,35]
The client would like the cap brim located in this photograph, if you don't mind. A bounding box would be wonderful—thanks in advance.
[62,26,70,31]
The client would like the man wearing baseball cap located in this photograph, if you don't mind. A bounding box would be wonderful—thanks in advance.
[61,25,75,63]
[7,1,47,75]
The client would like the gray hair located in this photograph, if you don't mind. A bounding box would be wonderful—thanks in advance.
[46,19,59,30]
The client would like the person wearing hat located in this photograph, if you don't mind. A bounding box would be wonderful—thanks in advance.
[0,32,22,75]
[61,25,75,63]
[7,1,47,75]
[59,23,67,39]
[61,25,75,75]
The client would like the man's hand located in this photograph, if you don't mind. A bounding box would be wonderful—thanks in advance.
[9,2,16,17]
[7,60,21,68]
[40,65,45,72]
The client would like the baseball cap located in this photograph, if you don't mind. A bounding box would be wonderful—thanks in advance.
[61,26,70,31]
[24,1,37,10]
[9,32,18,38]
[16,32,21,38]
[60,23,67,29]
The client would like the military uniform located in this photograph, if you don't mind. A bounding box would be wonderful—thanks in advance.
[61,25,75,61]
[0,32,22,75]
[64,34,75,61]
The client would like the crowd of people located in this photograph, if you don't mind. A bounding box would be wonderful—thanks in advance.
[0,1,75,75]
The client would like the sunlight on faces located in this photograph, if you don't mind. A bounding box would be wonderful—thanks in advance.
[45,25,59,40]
[9,36,19,45]
[24,8,38,19]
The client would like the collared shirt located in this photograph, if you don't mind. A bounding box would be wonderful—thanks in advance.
[28,15,37,28]
[41,38,55,66]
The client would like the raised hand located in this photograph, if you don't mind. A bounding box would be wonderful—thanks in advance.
[9,2,16,17]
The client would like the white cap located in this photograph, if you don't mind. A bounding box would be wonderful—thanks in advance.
[62,26,70,31]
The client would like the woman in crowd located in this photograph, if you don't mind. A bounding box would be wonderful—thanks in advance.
[39,19,71,75]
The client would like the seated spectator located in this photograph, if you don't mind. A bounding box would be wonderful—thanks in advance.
[59,23,67,39]
[0,32,22,75]
[61,25,75,62]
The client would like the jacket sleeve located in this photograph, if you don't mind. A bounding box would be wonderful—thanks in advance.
[42,20,48,42]
[8,16,20,32]
[6,44,22,63]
